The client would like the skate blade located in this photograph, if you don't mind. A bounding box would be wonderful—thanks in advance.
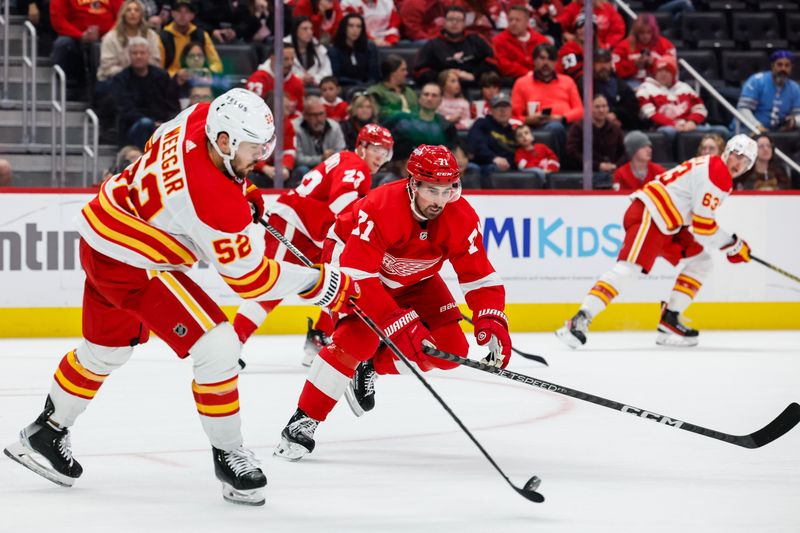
[344,384,365,418]
[221,483,265,506]
[4,441,75,488]
[655,332,699,347]
[554,325,584,349]
[273,436,310,462]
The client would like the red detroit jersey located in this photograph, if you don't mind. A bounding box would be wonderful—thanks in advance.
[335,180,504,313]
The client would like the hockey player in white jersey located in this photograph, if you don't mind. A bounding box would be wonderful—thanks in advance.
[3,88,360,506]
[557,134,758,348]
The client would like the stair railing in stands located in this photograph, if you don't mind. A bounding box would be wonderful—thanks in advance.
[51,65,67,186]
[82,109,99,187]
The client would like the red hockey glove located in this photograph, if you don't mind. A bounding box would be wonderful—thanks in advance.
[382,308,436,364]
[474,309,511,368]
[720,234,751,264]
[245,182,265,223]
[299,264,360,315]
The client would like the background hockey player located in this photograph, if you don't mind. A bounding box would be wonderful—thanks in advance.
[3,89,360,506]
[233,124,394,365]
[556,134,758,348]
[272,144,512,461]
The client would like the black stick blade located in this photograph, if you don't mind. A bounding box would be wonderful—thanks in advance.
[740,402,800,449]
[513,349,549,366]
[516,476,545,503]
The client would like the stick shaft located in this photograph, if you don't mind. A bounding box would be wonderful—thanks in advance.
[751,255,800,284]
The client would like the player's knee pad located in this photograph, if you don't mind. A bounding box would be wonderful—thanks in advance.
[189,322,241,384]
[75,340,134,375]
[610,260,642,279]
[682,251,713,281]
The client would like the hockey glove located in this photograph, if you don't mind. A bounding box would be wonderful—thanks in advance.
[245,182,265,223]
[474,309,511,368]
[720,234,751,264]
[299,264,360,315]
[382,308,436,366]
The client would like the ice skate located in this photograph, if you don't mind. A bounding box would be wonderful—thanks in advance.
[212,445,267,506]
[3,396,83,488]
[302,317,331,367]
[656,303,699,347]
[555,310,592,348]
[274,409,319,461]
[345,359,377,417]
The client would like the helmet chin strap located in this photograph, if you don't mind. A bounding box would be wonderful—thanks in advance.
[210,138,242,183]
[407,180,428,221]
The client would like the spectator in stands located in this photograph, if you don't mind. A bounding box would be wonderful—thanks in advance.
[471,71,501,122]
[492,4,550,80]
[20,0,56,51]
[383,82,456,160]
[253,93,297,187]
[103,144,142,179]
[293,96,347,179]
[50,0,121,100]
[511,43,583,158]
[340,0,400,47]
[142,1,171,30]
[0,159,13,187]
[399,0,445,43]
[413,6,497,89]
[612,13,676,88]
[193,0,254,43]
[592,48,642,130]
[735,50,800,133]
[247,44,305,119]
[556,12,597,84]
[239,0,293,57]
[531,1,564,45]
[112,36,181,149]
[565,94,625,175]
[514,124,560,179]
[637,57,728,143]
[97,0,161,88]
[656,0,695,27]
[320,76,349,122]
[467,92,516,188]
[696,133,725,156]
[367,54,419,121]
[328,12,380,88]
[293,0,344,45]
[437,69,472,130]
[612,130,665,192]
[173,43,229,106]
[459,0,507,41]
[188,82,214,105]
[734,134,791,190]
[159,0,222,76]
[557,0,624,50]
[285,17,333,87]
[341,94,379,149]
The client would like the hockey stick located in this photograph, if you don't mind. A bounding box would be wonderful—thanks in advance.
[421,345,800,449]
[460,313,549,366]
[259,217,545,503]
[750,255,800,285]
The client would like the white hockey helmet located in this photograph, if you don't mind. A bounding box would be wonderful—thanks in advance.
[205,88,276,180]
[722,134,758,175]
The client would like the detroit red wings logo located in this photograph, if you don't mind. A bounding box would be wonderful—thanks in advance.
[381,253,441,276]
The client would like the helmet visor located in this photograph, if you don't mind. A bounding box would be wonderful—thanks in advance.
[239,136,277,162]
[414,180,462,203]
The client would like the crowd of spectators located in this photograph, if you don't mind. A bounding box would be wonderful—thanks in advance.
[11,0,800,189]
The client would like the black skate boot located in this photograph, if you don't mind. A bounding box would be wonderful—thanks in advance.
[212,445,267,506]
[656,302,699,347]
[555,309,592,348]
[344,359,377,417]
[3,396,83,487]
[302,317,331,367]
[274,409,319,461]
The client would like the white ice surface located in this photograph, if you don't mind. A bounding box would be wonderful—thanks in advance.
[1,331,798,533]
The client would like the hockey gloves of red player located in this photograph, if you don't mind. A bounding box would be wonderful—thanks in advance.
[720,234,751,264]
[299,264,360,314]
[474,309,512,369]
[382,308,436,363]
[245,182,265,224]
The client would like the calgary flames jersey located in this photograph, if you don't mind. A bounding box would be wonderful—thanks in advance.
[75,103,318,301]
[270,151,372,247]
[333,180,504,313]
[632,154,733,247]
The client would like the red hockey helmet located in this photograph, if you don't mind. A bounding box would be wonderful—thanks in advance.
[406,144,460,185]
[356,123,394,159]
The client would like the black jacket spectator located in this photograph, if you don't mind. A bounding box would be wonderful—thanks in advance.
[466,114,516,166]
[112,63,180,146]
[591,49,643,130]
[328,13,380,87]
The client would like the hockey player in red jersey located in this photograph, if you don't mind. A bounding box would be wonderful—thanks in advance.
[3,88,360,506]
[556,134,758,348]
[272,144,512,461]
[233,123,394,364]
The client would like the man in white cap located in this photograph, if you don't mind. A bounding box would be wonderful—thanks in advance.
[557,134,758,348]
